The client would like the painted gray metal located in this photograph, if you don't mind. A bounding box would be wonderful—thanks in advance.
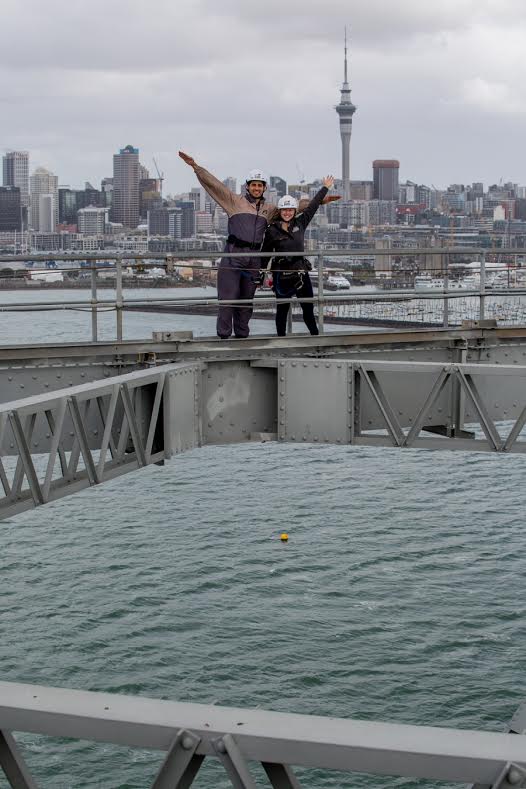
[2,356,526,519]
[1,681,526,786]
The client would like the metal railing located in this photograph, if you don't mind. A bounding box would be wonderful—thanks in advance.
[1,680,526,788]
[1,247,526,341]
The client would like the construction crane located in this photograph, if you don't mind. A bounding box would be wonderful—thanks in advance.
[152,157,164,200]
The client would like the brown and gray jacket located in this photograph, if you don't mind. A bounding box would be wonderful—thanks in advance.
[194,165,308,270]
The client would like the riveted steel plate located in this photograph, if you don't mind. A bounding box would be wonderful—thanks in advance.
[164,365,202,456]
[202,362,277,444]
[277,359,351,444]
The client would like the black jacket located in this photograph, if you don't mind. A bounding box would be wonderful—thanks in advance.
[261,187,328,272]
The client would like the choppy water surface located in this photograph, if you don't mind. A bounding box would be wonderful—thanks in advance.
[1,294,526,788]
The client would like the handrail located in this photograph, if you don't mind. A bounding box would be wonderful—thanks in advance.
[2,247,526,341]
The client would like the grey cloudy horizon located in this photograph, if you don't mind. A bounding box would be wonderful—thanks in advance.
[2,0,526,195]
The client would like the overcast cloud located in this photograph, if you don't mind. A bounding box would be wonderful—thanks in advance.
[2,0,526,194]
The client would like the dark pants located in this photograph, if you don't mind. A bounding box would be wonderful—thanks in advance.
[217,260,259,339]
[274,273,318,337]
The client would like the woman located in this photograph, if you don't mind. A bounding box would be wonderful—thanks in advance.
[262,176,334,336]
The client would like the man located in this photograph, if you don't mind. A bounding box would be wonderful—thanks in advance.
[179,151,339,339]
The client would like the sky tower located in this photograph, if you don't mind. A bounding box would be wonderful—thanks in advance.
[335,29,356,201]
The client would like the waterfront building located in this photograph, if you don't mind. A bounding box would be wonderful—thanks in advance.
[372,160,400,202]
[335,30,357,201]
[148,207,171,236]
[0,186,22,232]
[368,199,397,226]
[77,206,107,235]
[30,167,59,232]
[195,211,213,234]
[112,145,140,228]
[2,151,29,210]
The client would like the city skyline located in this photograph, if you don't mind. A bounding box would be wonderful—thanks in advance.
[2,1,526,193]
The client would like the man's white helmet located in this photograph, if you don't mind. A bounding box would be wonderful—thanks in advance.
[277,195,298,210]
[246,169,267,185]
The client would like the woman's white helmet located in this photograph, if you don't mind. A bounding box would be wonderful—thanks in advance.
[277,195,298,210]
[245,169,267,185]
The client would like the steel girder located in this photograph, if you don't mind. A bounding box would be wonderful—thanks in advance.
[1,681,526,787]
[1,358,526,520]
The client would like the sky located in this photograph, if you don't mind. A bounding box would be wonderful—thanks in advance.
[2,0,526,195]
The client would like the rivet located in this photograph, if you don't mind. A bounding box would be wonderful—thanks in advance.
[507,767,523,785]
[181,735,194,750]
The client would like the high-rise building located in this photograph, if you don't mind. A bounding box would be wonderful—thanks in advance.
[269,176,287,199]
[38,194,55,232]
[139,178,162,221]
[0,186,22,231]
[335,30,357,201]
[58,187,78,225]
[372,160,400,202]
[2,151,29,209]
[112,145,140,228]
[101,177,113,208]
[222,177,237,194]
[174,201,195,238]
[30,167,58,231]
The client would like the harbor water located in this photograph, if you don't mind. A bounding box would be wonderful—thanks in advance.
[1,289,526,788]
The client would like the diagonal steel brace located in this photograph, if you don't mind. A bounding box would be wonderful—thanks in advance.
[213,733,258,788]
[0,730,39,789]
[263,761,302,788]
[151,728,203,789]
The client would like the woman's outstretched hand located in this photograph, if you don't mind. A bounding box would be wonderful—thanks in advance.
[323,175,335,189]
[178,151,196,168]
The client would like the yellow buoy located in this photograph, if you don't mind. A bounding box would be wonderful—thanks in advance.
[280,533,289,542]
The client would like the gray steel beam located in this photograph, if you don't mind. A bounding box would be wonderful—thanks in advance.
[1,681,526,784]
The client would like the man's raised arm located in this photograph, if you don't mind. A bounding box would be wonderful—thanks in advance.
[178,151,237,215]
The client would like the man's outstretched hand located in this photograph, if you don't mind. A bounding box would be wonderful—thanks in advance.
[178,151,196,168]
